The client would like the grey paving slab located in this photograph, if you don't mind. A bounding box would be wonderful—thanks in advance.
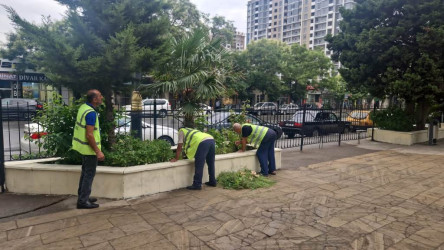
[2,140,444,248]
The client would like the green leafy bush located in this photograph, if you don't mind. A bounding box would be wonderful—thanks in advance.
[34,93,117,157]
[370,107,415,132]
[103,135,174,167]
[217,169,276,190]
[206,128,239,154]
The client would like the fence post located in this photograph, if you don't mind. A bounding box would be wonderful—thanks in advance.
[338,101,343,146]
[371,104,376,141]
[130,91,143,140]
[153,98,157,139]
[0,96,5,193]
[300,105,306,151]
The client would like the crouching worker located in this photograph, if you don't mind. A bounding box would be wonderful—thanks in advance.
[170,128,217,190]
[233,123,277,176]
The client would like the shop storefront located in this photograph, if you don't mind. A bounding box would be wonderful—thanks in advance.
[0,72,69,103]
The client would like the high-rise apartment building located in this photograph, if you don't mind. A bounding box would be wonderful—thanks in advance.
[247,0,356,55]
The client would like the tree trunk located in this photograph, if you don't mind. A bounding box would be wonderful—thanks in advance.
[184,114,195,128]
[416,101,430,131]
[104,90,116,148]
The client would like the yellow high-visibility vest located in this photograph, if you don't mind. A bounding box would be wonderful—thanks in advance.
[242,123,269,148]
[180,128,212,159]
[72,104,101,155]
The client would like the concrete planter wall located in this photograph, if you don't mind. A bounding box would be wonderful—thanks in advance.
[5,149,281,199]
[367,127,444,146]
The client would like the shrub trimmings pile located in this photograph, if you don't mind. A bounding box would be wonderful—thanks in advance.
[217,169,276,190]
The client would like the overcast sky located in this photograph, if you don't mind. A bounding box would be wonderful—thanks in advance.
[0,0,247,45]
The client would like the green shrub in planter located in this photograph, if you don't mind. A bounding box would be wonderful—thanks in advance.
[371,107,415,132]
[104,135,174,167]
[217,169,276,190]
[206,128,239,154]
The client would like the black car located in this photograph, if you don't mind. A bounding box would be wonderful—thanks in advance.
[1,98,43,120]
[278,110,351,138]
[206,112,283,139]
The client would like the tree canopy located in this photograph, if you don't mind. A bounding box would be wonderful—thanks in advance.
[237,39,332,103]
[326,0,444,128]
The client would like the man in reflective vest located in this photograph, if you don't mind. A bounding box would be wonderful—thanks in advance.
[170,128,217,190]
[233,123,277,176]
[72,89,105,209]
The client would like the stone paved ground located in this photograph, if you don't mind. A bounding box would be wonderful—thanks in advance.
[2,149,444,249]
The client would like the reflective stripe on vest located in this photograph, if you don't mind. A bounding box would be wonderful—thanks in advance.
[72,104,101,155]
[180,128,212,159]
[243,124,269,148]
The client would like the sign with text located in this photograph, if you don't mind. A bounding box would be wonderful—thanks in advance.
[0,72,47,82]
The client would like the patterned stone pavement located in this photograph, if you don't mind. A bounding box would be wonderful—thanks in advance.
[2,150,444,249]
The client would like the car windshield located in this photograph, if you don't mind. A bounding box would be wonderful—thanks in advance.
[206,112,231,125]
[254,103,264,108]
[281,104,288,108]
[349,111,369,119]
[291,111,317,122]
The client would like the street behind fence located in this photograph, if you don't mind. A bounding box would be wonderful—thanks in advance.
[1,99,375,161]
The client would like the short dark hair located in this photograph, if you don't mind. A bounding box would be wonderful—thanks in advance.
[86,89,99,103]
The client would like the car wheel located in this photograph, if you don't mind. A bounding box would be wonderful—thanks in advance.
[312,129,319,137]
[158,110,167,118]
[158,136,174,146]
[342,127,350,134]
[287,132,295,139]
[271,110,276,115]
[257,111,262,116]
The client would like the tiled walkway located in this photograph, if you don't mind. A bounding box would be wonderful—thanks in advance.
[2,150,444,249]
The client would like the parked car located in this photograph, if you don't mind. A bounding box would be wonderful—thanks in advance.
[199,103,213,114]
[278,110,351,138]
[251,102,278,115]
[21,116,178,153]
[206,112,283,139]
[279,103,299,115]
[346,110,373,131]
[124,98,170,118]
[1,98,43,120]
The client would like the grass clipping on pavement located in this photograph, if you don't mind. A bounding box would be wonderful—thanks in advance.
[217,169,276,190]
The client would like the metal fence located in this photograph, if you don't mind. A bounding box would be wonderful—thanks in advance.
[0,98,376,164]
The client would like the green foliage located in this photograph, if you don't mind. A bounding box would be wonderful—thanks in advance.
[206,129,239,155]
[33,94,117,158]
[370,107,415,132]
[210,15,236,46]
[238,40,332,102]
[217,169,276,190]
[11,152,50,161]
[103,135,174,167]
[149,29,231,127]
[3,0,203,145]
[326,0,444,129]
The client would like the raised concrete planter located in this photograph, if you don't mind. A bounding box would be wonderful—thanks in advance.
[367,127,444,146]
[5,149,281,199]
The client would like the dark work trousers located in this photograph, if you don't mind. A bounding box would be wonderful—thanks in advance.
[193,139,216,187]
[77,155,98,204]
[256,129,277,176]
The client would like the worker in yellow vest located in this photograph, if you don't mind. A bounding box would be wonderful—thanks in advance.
[72,89,104,209]
[170,128,217,190]
[233,123,277,176]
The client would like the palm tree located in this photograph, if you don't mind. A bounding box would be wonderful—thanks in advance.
[148,29,229,127]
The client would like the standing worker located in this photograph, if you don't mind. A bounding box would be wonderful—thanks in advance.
[233,123,277,176]
[72,89,105,209]
[170,128,217,190]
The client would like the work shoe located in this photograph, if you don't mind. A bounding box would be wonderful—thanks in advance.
[204,181,217,187]
[89,197,97,203]
[269,171,276,175]
[186,185,202,190]
[77,201,99,209]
